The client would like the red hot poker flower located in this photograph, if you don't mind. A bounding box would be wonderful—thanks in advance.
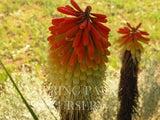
[117,23,150,120]
[117,22,149,49]
[48,0,110,70]
[47,0,110,119]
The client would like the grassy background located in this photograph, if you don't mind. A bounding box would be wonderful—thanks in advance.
[0,0,160,119]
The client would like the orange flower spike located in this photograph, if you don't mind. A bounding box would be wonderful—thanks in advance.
[117,22,149,62]
[47,0,111,119]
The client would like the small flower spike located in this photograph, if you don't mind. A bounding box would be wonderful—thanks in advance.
[117,22,150,120]
[117,22,149,60]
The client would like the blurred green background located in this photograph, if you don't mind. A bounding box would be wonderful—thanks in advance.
[0,0,160,119]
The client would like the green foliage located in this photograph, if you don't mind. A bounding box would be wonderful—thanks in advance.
[0,0,160,119]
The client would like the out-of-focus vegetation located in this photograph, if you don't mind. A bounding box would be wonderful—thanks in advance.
[0,0,160,119]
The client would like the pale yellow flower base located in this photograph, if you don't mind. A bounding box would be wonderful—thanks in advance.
[120,41,145,62]
[46,52,106,120]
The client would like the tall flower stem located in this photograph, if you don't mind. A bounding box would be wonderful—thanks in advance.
[118,50,139,120]
[117,22,149,120]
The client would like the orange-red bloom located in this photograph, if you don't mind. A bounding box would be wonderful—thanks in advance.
[48,0,110,70]
[47,1,110,119]
[117,23,149,49]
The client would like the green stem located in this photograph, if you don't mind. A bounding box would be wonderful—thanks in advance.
[0,60,38,120]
